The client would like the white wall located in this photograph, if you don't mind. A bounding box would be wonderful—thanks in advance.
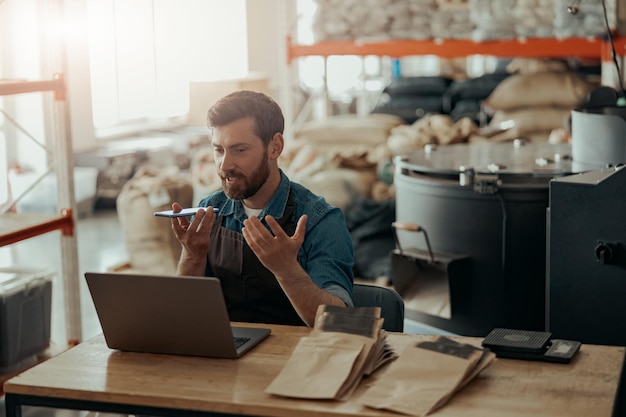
[63,0,295,152]
[246,0,295,135]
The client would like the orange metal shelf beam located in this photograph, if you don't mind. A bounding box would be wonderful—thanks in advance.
[606,36,626,62]
[0,74,66,100]
[0,74,73,248]
[287,36,605,63]
[0,210,75,247]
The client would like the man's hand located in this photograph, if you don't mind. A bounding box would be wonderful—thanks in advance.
[242,214,307,277]
[242,214,344,326]
[170,202,216,276]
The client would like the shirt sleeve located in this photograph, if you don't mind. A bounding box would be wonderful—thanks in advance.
[323,284,354,307]
[299,206,355,306]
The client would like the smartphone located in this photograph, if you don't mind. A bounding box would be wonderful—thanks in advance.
[153,207,219,218]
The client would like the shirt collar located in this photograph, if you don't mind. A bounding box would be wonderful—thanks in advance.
[264,169,290,220]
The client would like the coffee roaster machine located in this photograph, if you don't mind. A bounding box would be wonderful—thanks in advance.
[392,87,626,342]
[392,140,573,336]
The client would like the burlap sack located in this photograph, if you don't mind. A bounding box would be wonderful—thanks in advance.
[116,167,193,274]
[299,168,377,213]
[469,129,551,143]
[294,114,405,146]
[483,71,595,111]
[506,58,569,75]
[190,146,222,205]
[489,106,571,135]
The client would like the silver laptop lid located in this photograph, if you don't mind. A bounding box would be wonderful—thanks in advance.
[85,272,270,359]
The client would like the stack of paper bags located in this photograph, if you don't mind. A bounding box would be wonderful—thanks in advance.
[360,335,496,416]
[265,304,397,400]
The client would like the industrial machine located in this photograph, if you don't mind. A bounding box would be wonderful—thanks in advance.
[547,166,626,346]
[392,86,626,340]
[393,140,573,336]
[548,86,626,346]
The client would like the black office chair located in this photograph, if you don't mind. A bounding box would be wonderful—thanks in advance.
[352,283,405,332]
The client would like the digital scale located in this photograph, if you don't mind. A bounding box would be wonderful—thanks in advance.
[482,328,581,364]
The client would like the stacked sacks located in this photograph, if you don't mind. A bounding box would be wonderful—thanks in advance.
[308,0,614,43]
[373,76,454,124]
[189,146,222,205]
[116,167,194,275]
[470,0,608,40]
[505,57,570,75]
[388,0,436,40]
[431,0,474,40]
[469,0,518,41]
[386,113,478,155]
[478,58,596,143]
[443,71,511,124]
[281,114,405,212]
[553,0,614,39]
[515,0,556,38]
[311,0,436,42]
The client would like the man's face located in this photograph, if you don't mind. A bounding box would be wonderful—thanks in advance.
[211,117,270,200]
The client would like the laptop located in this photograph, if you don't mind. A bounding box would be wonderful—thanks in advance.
[84,272,271,359]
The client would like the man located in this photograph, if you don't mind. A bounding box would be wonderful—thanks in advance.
[170,90,354,327]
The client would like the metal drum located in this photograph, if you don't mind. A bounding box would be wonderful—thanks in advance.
[571,86,626,172]
[393,140,572,336]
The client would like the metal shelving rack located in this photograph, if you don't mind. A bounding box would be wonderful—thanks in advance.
[286,36,611,62]
[286,34,623,122]
[0,74,82,347]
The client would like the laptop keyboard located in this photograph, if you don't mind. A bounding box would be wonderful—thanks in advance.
[234,336,251,349]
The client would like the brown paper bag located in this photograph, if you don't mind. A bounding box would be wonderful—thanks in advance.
[265,305,398,400]
[314,305,396,380]
[360,336,495,416]
[264,332,366,399]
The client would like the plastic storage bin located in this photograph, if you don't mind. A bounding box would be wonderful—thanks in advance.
[0,267,53,372]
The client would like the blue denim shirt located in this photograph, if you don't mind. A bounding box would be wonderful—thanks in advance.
[197,170,354,306]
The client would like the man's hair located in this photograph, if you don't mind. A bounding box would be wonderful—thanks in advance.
[206,90,284,145]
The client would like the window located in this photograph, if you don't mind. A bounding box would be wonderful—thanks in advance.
[87,0,248,135]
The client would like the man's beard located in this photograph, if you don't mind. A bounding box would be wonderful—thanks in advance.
[220,154,270,201]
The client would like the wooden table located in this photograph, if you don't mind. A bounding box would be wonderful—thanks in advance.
[4,323,625,417]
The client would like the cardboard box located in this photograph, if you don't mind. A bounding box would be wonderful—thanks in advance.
[0,267,53,372]
[187,73,270,126]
